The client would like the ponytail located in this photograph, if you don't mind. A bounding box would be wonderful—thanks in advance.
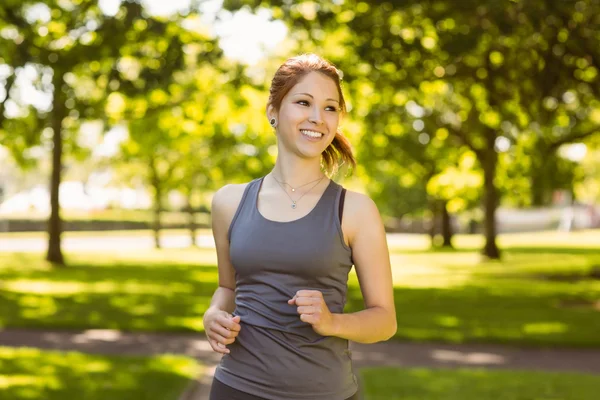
[322,130,356,177]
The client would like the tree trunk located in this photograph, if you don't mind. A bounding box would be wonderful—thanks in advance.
[428,200,437,246]
[441,201,453,248]
[46,73,66,266]
[531,152,549,207]
[481,147,501,259]
[150,162,162,249]
[186,192,197,247]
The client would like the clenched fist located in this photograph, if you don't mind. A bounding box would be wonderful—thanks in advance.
[288,290,336,337]
[203,308,242,354]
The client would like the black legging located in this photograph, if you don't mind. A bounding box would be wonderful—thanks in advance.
[209,378,361,400]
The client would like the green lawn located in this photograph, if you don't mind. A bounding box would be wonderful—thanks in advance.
[360,367,600,400]
[0,230,599,347]
[0,347,200,400]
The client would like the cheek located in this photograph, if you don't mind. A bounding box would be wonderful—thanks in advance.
[327,114,340,128]
[280,106,302,124]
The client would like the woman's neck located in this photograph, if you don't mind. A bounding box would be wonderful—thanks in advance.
[270,159,326,187]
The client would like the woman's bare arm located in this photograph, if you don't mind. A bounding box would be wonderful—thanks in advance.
[203,183,247,353]
[330,191,397,343]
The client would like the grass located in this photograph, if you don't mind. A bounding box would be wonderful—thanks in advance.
[0,230,599,347]
[0,250,218,332]
[0,346,201,400]
[360,367,600,400]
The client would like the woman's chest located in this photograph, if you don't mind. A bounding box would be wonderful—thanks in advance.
[229,222,349,278]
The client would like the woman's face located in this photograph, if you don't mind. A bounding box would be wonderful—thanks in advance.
[271,71,341,160]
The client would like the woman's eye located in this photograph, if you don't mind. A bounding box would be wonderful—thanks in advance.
[297,100,309,106]
[326,106,338,112]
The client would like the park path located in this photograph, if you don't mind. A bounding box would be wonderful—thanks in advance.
[1,328,600,400]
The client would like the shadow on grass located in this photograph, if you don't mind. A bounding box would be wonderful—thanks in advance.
[0,253,218,332]
[2,250,600,348]
[346,282,600,348]
[393,246,600,256]
[505,247,600,256]
[0,347,197,400]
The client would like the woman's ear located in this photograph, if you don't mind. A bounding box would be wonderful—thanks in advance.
[267,105,278,129]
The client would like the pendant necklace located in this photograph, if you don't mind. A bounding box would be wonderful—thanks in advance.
[272,175,325,193]
[272,174,326,209]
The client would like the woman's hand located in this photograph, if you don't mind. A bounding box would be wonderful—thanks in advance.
[203,308,242,354]
[288,290,336,337]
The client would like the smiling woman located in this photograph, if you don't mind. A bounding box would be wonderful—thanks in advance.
[203,54,397,400]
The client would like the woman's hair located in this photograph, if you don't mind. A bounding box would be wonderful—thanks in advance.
[268,53,356,177]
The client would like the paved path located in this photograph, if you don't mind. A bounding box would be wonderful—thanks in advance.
[2,328,600,399]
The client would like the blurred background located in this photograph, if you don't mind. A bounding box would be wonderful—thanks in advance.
[1,1,599,399]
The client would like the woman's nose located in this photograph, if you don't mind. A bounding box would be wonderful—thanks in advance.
[308,107,324,125]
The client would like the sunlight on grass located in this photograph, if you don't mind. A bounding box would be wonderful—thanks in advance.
[1,231,599,346]
[387,230,600,252]
[2,280,196,295]
[0,374,58,390]
[0,250,218,332]
[522,322,568,335]
[347,231,600,347]
[68,248,218,266]
[0,347,201,400]
[386,231,600,289]
[360,367,600,400]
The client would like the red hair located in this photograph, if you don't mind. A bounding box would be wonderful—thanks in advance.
[268,54,356,177]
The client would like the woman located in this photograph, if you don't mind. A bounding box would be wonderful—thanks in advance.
[204,54,396,400]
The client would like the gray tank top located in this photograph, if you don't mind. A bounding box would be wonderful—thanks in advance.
[214,176,358,400]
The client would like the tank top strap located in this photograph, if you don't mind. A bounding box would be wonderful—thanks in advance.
[227,177,262,242]
[308,179,341,221]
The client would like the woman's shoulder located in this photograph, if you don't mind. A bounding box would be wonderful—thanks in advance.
[339,188,383,245]
[339,188,381,223]
[211,180,255,219]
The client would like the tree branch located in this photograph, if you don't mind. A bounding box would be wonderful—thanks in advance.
[549,127,600,150]
[446,124,484,159]
[0,73,16,126]
[4,8,48,63]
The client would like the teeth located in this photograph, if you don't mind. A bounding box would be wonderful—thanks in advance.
[300,130,323,138]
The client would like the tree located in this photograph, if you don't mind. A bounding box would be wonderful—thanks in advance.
[222,0,600,259]
[0,1,206,264]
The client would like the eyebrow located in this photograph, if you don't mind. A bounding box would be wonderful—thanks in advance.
[293,92,340,103]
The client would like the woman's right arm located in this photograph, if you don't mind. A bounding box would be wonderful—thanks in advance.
[203,184,246,354]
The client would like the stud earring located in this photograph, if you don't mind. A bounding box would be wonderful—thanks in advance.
[270,118,276,127]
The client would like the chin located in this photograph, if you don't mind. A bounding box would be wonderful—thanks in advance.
[296,148,324,160]
[297,141,328,153]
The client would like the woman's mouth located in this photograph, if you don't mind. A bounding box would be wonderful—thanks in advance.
[300,129,324,141]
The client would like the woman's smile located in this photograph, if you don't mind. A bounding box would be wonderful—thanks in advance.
[300,129,325,141]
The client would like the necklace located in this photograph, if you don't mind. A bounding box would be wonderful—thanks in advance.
[272,174,327,209]
[272,174,325,192]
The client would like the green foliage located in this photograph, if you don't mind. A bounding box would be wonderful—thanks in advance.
[0,1,230,260]
[221,0,600,259]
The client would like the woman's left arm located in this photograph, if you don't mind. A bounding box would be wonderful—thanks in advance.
[289,192,397,343]
[331,192,397,343]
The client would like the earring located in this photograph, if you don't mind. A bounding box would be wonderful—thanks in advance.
[270,118,276,127]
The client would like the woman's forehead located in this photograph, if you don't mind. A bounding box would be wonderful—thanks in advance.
[289,72,339,99]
